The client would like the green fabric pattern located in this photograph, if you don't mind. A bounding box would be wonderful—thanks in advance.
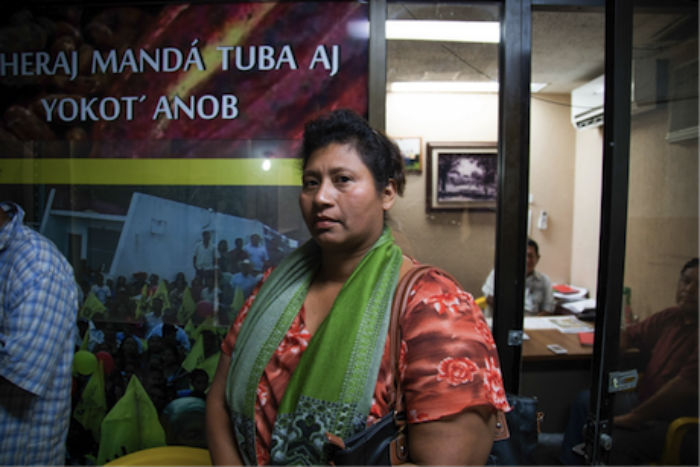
[226,228,402,465]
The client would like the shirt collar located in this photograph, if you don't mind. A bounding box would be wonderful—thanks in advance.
[0,202,25,251]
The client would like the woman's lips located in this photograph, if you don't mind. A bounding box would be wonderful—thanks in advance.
[313,216,338,229]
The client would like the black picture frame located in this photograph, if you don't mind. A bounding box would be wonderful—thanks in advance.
[426,142,498,212]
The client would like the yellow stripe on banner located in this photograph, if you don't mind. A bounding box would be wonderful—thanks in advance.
[0,158,302,186]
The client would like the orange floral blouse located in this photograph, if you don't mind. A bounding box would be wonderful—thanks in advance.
[221,266,510,465]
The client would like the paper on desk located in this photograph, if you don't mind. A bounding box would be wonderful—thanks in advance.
[553,284,588,302]
[523,316,559,330]
[547,316,594,334]
[561,298,596,314]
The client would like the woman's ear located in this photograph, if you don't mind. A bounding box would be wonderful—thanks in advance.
[382,179,398,211]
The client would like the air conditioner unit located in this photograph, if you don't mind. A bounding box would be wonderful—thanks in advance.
[571,75,604,130]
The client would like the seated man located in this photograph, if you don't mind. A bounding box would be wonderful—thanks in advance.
[561,257,699,465]
[481,238,555,316]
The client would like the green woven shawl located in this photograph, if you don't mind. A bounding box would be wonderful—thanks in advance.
[226,227,402,464]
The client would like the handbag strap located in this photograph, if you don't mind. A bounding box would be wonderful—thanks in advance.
[389,264,462,417]
[389,265,510,445]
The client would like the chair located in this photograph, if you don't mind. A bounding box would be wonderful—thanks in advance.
[658,417,699,465]
[104,446,212,466]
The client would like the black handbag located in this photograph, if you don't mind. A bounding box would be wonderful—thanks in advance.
[488,393,540,465]
[327,411,408,465]
[326,266,436,465]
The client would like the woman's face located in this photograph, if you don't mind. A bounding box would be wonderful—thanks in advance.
[299,142,396,254]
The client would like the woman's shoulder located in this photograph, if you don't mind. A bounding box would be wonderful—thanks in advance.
[405,262,467,295]
[402,263,481,319]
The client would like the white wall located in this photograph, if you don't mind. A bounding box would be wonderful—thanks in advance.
[529,95,578,285]
[570,126,603,294]
[110,193,263,282]
[387,92,499,296]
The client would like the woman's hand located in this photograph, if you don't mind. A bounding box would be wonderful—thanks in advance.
[407,405,496,465]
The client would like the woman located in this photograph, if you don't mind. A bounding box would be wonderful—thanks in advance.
[206,109,509,465]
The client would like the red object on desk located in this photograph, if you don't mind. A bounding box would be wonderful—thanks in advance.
[553,284,578,294]
[578,331,594,346]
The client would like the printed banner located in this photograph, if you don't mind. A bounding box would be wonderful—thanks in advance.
[0,1,369,169]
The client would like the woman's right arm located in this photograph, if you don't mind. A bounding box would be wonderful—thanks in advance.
[206,352,244,465]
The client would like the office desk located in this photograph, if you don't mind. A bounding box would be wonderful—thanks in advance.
[522,329,593,361]
[519,318,594,432]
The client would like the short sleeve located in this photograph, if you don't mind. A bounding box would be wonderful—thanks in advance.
[0,250,78,396]
[400,269,510,423]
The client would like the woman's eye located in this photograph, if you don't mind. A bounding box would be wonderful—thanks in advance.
[302,179,318,189]
[335,175,351,184]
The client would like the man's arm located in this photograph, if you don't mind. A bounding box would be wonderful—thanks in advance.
[206,353,244,465]
[1,272,77,396]
[407,406,496,465]
[614,374,698,429]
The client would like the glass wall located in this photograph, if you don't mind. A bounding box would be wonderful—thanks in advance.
[523,6,604,439]
[607,3,698,464]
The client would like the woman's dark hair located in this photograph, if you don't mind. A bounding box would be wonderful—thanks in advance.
[300,109,406,195]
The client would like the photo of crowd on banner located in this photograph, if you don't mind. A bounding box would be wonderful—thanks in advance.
[66,216,296,464]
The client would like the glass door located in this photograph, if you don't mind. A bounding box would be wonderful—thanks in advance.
[583,2,698,464]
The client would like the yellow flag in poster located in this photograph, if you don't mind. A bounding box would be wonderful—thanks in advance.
[184,319,196,339]
[196,352,221,384]
[79,328,90,351]
[153,280,171,310]
[97,375,165,465]
[232,286,245,316]
[80,292,106,320]
[181,333,205,373]
[134,284,148,319]
[73,360,106,442]
[177,287,196,324]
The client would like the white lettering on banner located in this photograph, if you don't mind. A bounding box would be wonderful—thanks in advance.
[91,43,206,74]
[0,51,78,80]
[308,45,339,76]
[152,94,239,120]
[217,45,298,71]
[40,95,146,122]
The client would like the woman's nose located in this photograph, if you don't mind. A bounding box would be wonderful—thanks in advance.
[314,179,334,204]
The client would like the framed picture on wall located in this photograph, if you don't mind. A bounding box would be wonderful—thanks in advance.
[426,142,498,211]
[392,137,422,173]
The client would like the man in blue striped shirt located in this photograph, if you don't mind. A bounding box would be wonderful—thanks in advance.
[0,201,79,464]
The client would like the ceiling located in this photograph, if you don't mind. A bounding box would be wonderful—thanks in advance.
[386,3,695,95]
